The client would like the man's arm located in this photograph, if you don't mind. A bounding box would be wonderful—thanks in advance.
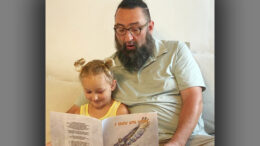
[165,86,203,146]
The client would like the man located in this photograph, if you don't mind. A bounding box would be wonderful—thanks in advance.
[68,0,214,145]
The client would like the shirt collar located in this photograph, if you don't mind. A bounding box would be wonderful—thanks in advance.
[151,37,168,59]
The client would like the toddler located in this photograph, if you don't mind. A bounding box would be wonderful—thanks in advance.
[46,58,129,146]
[74,58,129,119]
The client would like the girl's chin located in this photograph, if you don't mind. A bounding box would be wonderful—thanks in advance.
[91,102,105,109]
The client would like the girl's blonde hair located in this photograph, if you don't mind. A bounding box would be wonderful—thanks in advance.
[74,58,115,84]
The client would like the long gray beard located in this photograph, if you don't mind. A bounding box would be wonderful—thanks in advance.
[115,33,154,72]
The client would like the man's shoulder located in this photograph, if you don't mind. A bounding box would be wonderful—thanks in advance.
[154,38,190,56]
[154,38,190,49]
[157,39,189,49]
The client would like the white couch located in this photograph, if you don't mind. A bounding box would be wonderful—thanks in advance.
[45,50,215,142]
[194,53,215,135]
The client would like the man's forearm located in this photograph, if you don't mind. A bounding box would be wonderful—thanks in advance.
[172,99,202,145]
[166,87,203,146]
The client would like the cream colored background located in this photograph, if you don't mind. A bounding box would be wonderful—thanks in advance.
[46,0,214,143]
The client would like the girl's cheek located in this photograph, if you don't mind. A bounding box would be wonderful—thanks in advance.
[85,95,91,100]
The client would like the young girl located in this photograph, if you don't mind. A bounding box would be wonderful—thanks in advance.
[74,58,129,119]
[46,58,129,146]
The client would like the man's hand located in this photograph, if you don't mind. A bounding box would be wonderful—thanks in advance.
[164,141,182,146]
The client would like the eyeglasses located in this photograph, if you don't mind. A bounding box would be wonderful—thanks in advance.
[114,22,149,36]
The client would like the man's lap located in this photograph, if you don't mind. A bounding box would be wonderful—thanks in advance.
[188,135,214,146]
[159,135,214,146]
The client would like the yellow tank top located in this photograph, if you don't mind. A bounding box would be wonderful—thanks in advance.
[80,100,121,120]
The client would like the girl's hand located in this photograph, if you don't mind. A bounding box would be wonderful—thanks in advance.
[46,141,52,146]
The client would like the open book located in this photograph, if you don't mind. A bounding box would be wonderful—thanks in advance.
[50,112,159,146]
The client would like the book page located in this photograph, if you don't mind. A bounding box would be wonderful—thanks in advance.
[50,112,103,146]
[102,112,159,146]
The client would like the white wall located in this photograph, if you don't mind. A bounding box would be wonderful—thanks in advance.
[46,0,214,81]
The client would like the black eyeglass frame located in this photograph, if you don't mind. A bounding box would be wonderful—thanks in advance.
[113,21,149,36]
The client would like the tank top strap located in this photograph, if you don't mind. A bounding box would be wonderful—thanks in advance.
[100,100,121,120]
[108,100,121,116]
[80,101,121,120]
[80,104,90,116]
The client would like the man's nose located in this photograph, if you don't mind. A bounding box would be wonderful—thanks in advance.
[124,30,134,42]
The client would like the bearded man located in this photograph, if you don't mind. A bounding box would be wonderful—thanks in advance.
[68,0,214,145]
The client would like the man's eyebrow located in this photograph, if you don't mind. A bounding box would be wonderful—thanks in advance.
[129,22,140,26]
[114,22,140,27]
[114,23,125,27]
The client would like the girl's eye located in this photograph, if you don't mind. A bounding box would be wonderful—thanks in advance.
[86,91,92,94]
[97,90,105,94]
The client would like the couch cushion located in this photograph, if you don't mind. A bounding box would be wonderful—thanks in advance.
[193,53,215,135]
[45,76,82,142]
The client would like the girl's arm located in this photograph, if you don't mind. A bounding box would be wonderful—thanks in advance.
[116,103,129,115]
[46,141,52,146]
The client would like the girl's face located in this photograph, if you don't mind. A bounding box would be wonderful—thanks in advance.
[81,73,116,109]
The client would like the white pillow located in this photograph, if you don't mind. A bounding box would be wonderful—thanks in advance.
[193,53,215,135]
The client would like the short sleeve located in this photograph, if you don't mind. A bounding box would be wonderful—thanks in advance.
[173,42,206,91]
[74,91,88,106]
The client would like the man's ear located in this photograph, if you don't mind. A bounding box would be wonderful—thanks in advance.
[111,80,117,91]
[148,20,154,33]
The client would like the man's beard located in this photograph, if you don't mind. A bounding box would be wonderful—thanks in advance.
[115,32,155,72]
